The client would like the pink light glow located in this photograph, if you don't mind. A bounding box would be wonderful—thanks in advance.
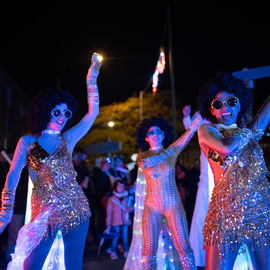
[152,48,165,94]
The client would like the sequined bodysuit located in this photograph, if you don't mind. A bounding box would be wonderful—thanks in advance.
[203,127,270,262]
[27,137,91,236]
[138,145,195,269]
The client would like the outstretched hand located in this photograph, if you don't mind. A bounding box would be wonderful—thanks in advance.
[86,52,102,105]
[189,112,207,132]
[90,52,102,75]
[182,105,191,118]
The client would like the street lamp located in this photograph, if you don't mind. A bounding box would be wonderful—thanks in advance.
[108,121,115,127]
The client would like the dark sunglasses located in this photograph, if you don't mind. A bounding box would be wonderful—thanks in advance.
[211,96,239,110]
[146,130,164,137]
[51,108,72,119]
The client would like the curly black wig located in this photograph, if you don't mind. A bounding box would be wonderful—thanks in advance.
[197,72,254,124]
[27,89,78,135]
[136,116,174,152]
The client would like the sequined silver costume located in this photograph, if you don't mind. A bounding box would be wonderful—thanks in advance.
[203,127,270,263]
[138,145,196,269]
[7,136,90,269]
[27,137,91,236]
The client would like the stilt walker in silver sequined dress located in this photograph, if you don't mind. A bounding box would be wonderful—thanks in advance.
[130,116,203,270]
[197,72,270,270]
[0,53,102,269]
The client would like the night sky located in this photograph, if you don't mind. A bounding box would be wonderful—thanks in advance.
[1,3,270,114]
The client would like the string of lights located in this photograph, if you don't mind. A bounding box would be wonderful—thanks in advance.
[152,47,166,94]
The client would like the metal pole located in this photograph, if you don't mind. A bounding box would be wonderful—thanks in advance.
[168,6,177,139]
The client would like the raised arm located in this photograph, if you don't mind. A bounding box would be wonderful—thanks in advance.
[248,95,270,132]
[0,136,28,233]
[65,52,102,150]
[183,105,210,131]
[198,124,253,156]
[172,112,205,152]
[138,114,204,169]
[182,105,192,130]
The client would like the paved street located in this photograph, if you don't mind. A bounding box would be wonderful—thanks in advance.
[0,241,127,270]
[82,241,126,270]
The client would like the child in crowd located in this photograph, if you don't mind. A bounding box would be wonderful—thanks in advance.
[105,179,134,260]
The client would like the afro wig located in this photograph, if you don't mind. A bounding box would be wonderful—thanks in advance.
[197,72,253,124]
[136,116,173,152]
[27,89,77,136]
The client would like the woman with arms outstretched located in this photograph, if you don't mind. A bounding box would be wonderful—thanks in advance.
[0,53,102,269]
[197,72,270,269]
[125,115,203,270]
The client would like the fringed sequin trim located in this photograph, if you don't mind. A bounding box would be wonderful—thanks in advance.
[203,128,270,263]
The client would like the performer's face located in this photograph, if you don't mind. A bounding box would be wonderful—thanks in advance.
[47,103,72,131]
[210,91,240,125]
[145,126,164,149]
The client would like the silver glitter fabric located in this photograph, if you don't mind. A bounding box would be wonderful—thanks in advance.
[203,127,270,263]
[138,145,196,269]
[27,138,90,237]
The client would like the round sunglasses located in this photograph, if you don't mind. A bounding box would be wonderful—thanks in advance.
[146,130,164,137]
[211,96,239,110]
[51,108,72,119]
